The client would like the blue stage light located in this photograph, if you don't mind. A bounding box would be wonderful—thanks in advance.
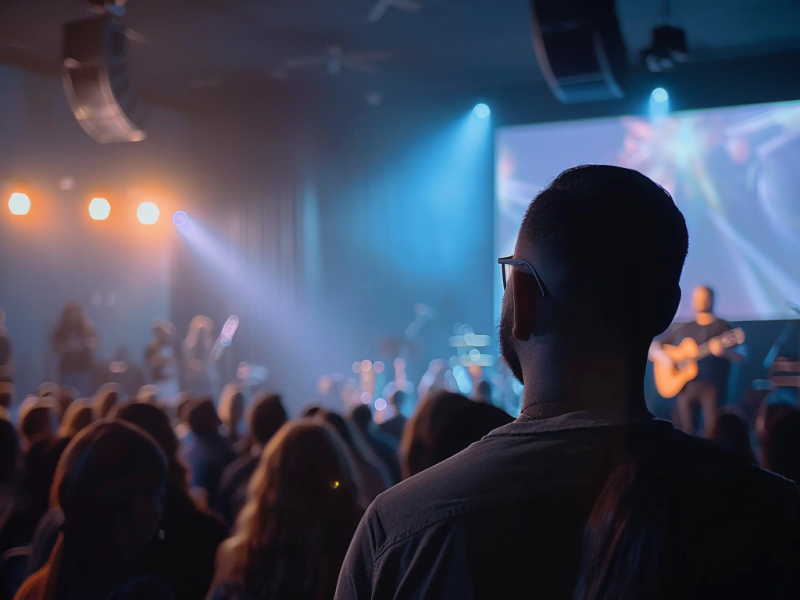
[473,103,491,119]
[172,210,188,227]
[651,88,669,103]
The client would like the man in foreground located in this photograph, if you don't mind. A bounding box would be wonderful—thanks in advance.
[336,165,800,599]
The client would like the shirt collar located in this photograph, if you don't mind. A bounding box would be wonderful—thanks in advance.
[486,409,671,438]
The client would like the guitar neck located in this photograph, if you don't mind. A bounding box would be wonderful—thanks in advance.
[695,342,713,361]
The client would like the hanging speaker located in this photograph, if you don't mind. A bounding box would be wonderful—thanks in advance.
[62,14,146,143]
[530,0,628,104]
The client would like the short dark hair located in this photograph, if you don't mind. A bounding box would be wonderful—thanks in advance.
[250,393,288,446]
[519,165,688,335]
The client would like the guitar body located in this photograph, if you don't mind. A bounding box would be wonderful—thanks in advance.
[653,338,700,398]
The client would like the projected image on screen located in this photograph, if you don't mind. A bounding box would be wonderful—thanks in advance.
[496,100,800,321]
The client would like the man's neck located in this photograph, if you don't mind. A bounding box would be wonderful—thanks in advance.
[519,347,648,420]
[696,312,716,326]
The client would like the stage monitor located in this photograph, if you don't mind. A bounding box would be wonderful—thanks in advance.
[496,100,800,322]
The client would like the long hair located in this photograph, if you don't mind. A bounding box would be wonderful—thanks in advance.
[214,420,361,600]
[52,302,94,344]
[16,421,167,600]
[573,446,690,600]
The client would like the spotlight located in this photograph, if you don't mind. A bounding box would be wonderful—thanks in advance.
[137,201,159,225]
[7,192,31,216]
[651,87,669,103]
[172,210,188,227]
[88,197,111,221]
[473,103,491,119]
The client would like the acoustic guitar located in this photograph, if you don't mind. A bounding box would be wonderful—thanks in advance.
[653,328,745,398]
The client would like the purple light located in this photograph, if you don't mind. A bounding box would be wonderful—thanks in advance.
[172,210,188,227]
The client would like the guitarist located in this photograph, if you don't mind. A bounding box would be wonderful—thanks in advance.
[649,285,745,436]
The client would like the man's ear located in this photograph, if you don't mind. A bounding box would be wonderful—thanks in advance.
[512,271,538,341]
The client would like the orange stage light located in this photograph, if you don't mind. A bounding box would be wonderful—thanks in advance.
[7,192,31,216]
[88,197,111,221]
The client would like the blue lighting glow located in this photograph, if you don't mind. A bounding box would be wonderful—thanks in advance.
[473,103,491,119]
[172,210,188,227]
[651,88,669,103]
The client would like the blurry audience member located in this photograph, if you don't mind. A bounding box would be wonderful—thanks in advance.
[337,166,800,599]
[474,380,493,403]
[56,400,93,440]
[145,320,180,403]
[0,309,11,384]
[182,316,216,395]
[17,402,56,450]
[137,385,159,404]
[207,420,361,600]
[376,391,407,442]
[710,408,757,464]
[349,405,401,485]
[115,402,228,600]
[301,405,323,418]
[574,445,690,600]
[0,431,67,555]
[763,408,800,485]
[400,391,513,479]
[92,383,121,420]
[756,401,796,463]
[218,393,287,524]
[51,302,97,396]
[16,421,172,600]
[0,383,12,411]
[218,385,245,447]
[110,345,146,394]
[0,418,19,524]
[34,384,59,403]
[417,359,450,402]
[317,411,390,508]
[183,398,237,507]
[53,388,76,423]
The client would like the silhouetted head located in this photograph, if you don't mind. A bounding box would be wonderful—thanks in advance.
[710,408,755,464]
[400,390,513,479]
[18,401,57,449]
[219,384,245,429]
[223,419,360,598]
[0,416,19,485]
[691,285,715,315]
[55,302,93,336]
[53,421,166,553]
[187,397,222,435]
[249,392,288,447]
[763,408,800,484]
[93,383,122,420]
[55,387,76,421]
[500,165,688,386]
[58,399,94,439]
[349,404,373,431]
[114,401,190,502]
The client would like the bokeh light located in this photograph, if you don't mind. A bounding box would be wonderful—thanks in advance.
[473,103,491,119]
[137,201,160,225]
[361,360,373,372]
[172,210,188,227]
[88,197,111,221]
[375,398,387,411]
[7,192,31,216]
[651,87,669,103]
[373,361,385,374]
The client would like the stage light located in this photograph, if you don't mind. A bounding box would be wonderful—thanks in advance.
[172,210,188,227]
[473,103,491,119]
[651,87,668,103]
[8,192,31,216]
[137,201,159,225]
[88,197,111,221]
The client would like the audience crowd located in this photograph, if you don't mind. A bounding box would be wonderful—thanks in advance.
[0,166,798,600]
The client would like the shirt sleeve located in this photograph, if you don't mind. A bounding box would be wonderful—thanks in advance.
[335,505,381,600]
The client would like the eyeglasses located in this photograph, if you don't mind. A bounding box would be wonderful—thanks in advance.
[498,256,547,297]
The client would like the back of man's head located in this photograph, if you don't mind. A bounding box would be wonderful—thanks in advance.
[518,165,687,340]
[250,393,288,447]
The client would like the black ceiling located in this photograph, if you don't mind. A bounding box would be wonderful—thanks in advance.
[1,0,799,106]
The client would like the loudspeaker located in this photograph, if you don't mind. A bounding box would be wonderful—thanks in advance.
[530,0,628,104]
[62,15,146,143]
